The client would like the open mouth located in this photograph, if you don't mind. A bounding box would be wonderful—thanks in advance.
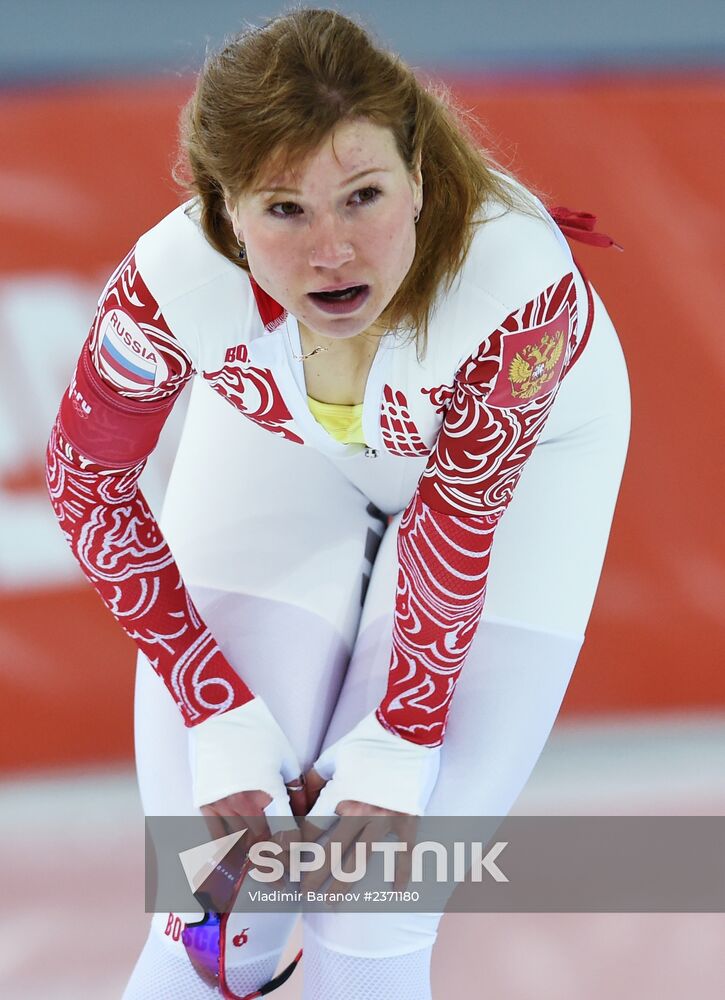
[309,285,368,302]
[307,284,370,314]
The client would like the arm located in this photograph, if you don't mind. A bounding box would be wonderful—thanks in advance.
[377,270,579,746]
[46,249,253,724]
[308,271,579,816]
[46,249,301,811]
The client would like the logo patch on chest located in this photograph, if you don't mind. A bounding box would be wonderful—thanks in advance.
[203,358,304,445]
[380,385,430,456]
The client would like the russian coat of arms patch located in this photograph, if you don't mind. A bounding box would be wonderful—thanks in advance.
[487,312,569,407]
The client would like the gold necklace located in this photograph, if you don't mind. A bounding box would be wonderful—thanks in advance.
[293,343,329,360]
[293,323,330,361]
[292,322,383,361]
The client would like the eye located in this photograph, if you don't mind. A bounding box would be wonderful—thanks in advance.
[351,186,381,206]
[269,201,302,218]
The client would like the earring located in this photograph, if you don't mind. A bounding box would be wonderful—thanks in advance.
[414,208,421,224]
[235,233,247,261]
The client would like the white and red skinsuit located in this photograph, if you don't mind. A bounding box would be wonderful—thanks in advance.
[46,187,630,998]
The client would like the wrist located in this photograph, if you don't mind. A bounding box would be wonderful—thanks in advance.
[311,710,440,817]
[375,704,446,748]
[188,696,300,809]
[179,643,254,728]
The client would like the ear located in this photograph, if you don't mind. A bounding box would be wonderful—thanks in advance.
[223,194,244,243]
[410,154,423,209]
[223,193,238,224]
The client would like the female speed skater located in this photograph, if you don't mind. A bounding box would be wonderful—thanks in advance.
[46,7,630,998]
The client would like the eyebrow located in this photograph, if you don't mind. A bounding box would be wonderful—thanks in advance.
[254,167,390,195]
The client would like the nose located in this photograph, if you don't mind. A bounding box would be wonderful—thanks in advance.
[307,213,354,269]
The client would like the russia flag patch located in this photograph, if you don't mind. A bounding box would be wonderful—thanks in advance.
[97,309,167,392]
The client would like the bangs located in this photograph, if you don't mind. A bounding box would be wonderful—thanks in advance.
[233,114,382,198]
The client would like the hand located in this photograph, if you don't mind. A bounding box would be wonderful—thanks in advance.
[304,767,400,817]
[189,695,304,812]
[197,776,308,907]
[201,776,308,843]
[304,710,441,819]
[301,767,417,894]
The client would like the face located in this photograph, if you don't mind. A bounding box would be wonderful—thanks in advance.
[226,119,423,342]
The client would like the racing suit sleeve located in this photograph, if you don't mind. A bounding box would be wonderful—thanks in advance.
[45,248,254,726]
[376,270,582,747]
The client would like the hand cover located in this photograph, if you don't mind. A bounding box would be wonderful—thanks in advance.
[189,696,302,810]
[307,711,440,821]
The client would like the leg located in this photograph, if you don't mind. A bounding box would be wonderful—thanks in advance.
[125,380,387,998]
[302,286,630,996]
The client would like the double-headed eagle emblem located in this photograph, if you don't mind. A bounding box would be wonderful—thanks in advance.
[507,330,565,399]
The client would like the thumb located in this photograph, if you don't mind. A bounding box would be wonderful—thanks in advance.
[302,767,328,811]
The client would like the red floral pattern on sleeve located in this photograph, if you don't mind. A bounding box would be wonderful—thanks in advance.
[377,274,578,745]
[46,252,254,726]
[46,421,253,724]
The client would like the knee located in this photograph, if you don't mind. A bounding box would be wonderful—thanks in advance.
[303,909,440,957]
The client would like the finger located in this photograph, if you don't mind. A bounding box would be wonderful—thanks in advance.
[286,776,308,818]
[213,796,271,848]
[298,810,335,843]
[269,827,298,855]
[200,805,229,842]
[303,813,369,893]
[194,808,248,912]
[393,840,413,892]
[326,815,385,899]
[392,815,417,891]
[303,768,328,810]
[395,859,412,891]
[271,825,303,884]
[243,810,272,845]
